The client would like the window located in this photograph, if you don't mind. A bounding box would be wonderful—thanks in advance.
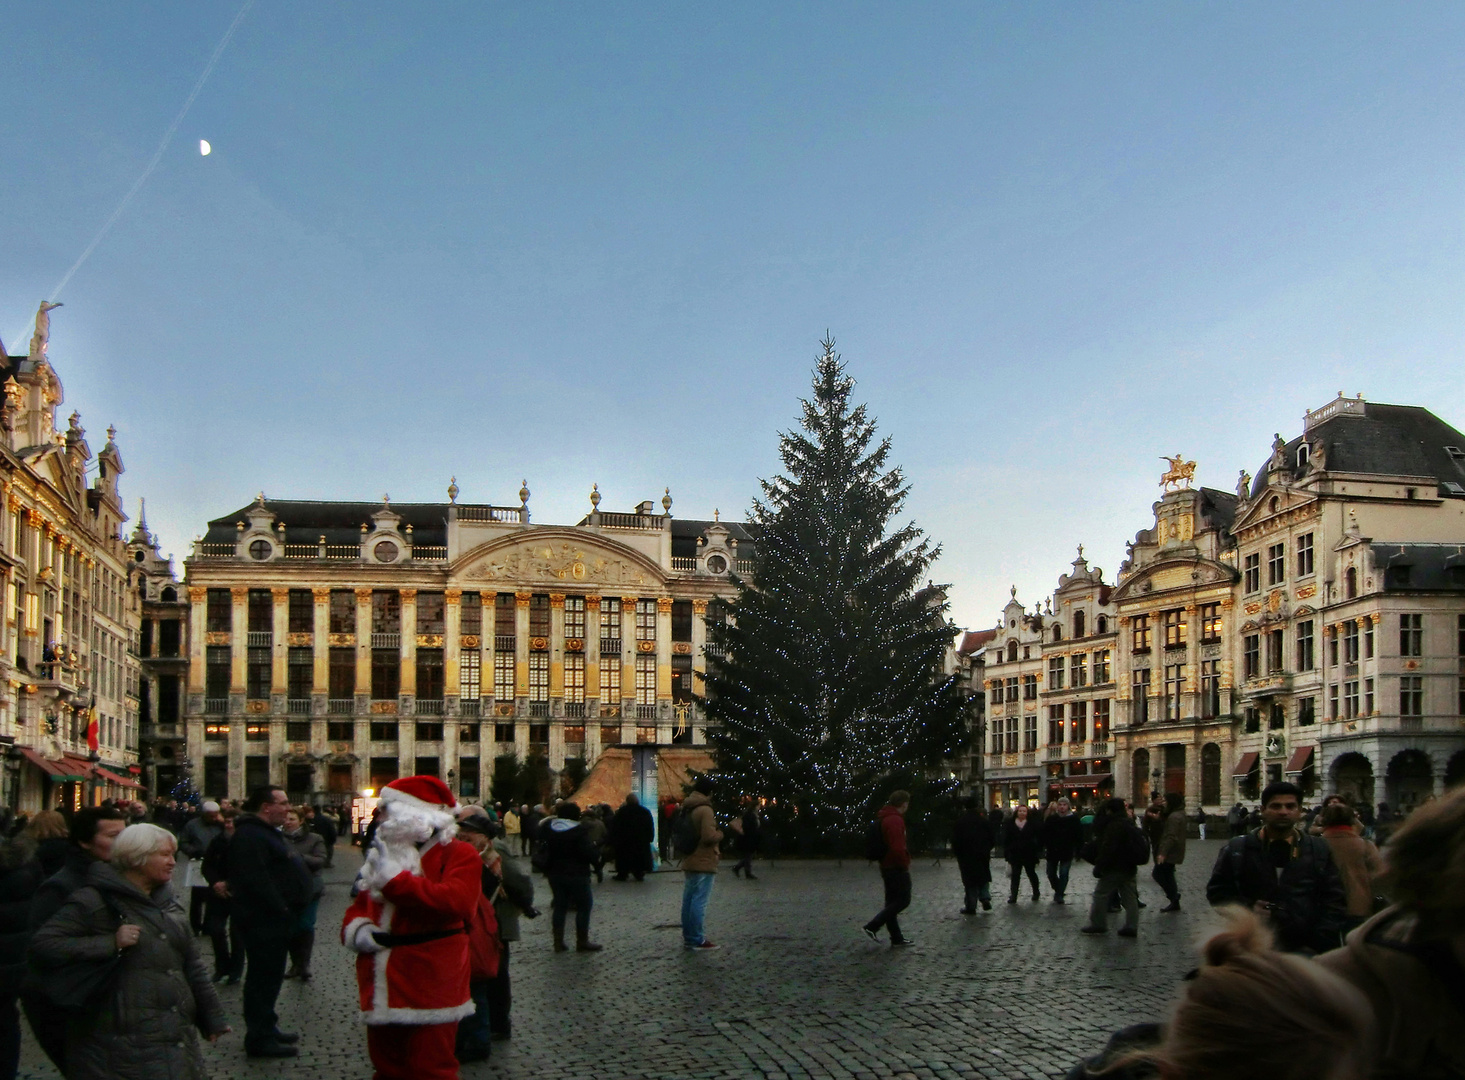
[159,619,181,657]
[371,648,400,700]
[1267,629,1284,673]
[329,647,355,700]
[1245,707,1260,733]
[247,589,272,633]
[205,646,230,700]
[600,654,621,704]
[1004,676,1018,702]
[1097,614,1109,635]
[1296,621,1314,671]
[564,596,586,641]
[1023,714,1038,752]
[493,651,515,701]
[495,723,515,743]
[1048,656,1065,691]
[1297,533,1314,577]
[329,590,355,635]
[1093,699,1110,741]
[1004,716,1019,754]
[1459,675,1465,718]
[991,721,1003,755]
[370,721,398,742]
[634,654,656,706]
[1345,567,1358,599]
[495,594,517,642]
[1329,685,1339,719]
[1006,640,1018,663]
[459,723,480,743]
[287,647,312,700]
[1364,678,1374,715]
[328,720,353,741]
[1200,659,1220,718]
[1073,610,1085,638]
[1269,702,1285,730]
[416,592,445,636]
[206,589,231,633]
[1163,608,1186,648]
[529,724,550,745]
[1364,620,1374,658]
[460,650,480,701]
[204,722,229,741]
[1023,674,1037,701]
[1329,629,1339,667]
[1047,705,1065,745]
[460,592,482,636]
[1093,649,1111,684]
[371,591,401,634]
[991,682,1004,705]
[1070,653,1087,688]
[528,653,549,703]
[1132,668,1151,724]
[635,599,656,642]
[1200,603,1221,643]
[1400,675,1423,717]
[1069,700,1088,742]
[529,595,550,639]
[1132,615,1152,653]
[1400,614,1423,657]
[1267,543,1286,586]
[600,597,622,646]
[286,721,311,742]
[245,722,268,742]
[249,539,271,561]
[1052,624,1063,643]
[458,758,480,799]
[1344,680,1359,718]
[671,600,693,642]
[1163,664,1184,721]
[246,647,270,699]
[1298,697,1315,726]
[1244,553,1261,594]
[288,590,314,634]
[416,648,444,701]
[1243,634,1260,679]
[415,722,443,742]
[565,653,585,704]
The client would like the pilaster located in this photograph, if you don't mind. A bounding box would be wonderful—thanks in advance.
[549,593,565,704]
[400,588,417,696]
[187,587,206,692]
[354,588,372,701]
[229,587,247,691]
[312,588,329,695]
[444,589,462,700]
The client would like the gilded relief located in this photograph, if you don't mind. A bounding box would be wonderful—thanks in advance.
[466,540,654,587]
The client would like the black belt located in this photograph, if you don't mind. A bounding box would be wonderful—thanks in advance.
[370,926,465,948]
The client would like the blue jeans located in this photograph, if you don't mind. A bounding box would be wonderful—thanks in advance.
[681,871,716,946]
[1046,858,1072,899]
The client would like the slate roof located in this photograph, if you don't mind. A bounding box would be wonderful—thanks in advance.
[1253,403,1465,498]
[957,629,997,656]
[1371,542,1465,592]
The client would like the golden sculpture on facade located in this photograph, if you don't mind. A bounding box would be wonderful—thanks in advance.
[1159,454,1197,491]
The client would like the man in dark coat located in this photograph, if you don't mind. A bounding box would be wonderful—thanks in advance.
[609,794,655,881]
[1041,798,1084,904]
[1080,797,1145,937]
[950,797,995,913]
[1206,780,1346,954]
[21,806,127,1073]
[228,786,309,1058]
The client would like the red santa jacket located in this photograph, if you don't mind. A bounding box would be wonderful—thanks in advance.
[341,837,482,1024]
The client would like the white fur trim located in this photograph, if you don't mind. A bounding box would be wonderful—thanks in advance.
[343,916,376,952]
[360,1001,476,1026]
[345,918,385,954]
[380,785,455,815]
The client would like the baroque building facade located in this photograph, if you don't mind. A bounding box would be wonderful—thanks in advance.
[977,395,1465,813]
[0,320,144,812]
[181,486,749,804]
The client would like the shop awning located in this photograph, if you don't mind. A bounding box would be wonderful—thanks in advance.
[1284,746,1315,774]
[1049,774,1114,789]
[94,766,142,790]
[1232,751,1260,778]
[17,747,87,782]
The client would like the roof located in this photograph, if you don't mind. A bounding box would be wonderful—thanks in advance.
[1254,402,1465,497]
[1196,487,1240,532]
[957,629,997,655]
[1371,542,1465,592]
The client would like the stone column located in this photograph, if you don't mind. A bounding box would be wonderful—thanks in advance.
[655,596,673,741]
[444,589,462,710]
[514,592,531,758]
[585,596,602,714]
[354,589,372,705]
[400,589,417,699]
[271,587,288,708]
[312,588,330,695]
[187,587,207,694]
[549,593,566,710]
[229,588,247,693]
[620,596,637,743]
[481,592,496,709]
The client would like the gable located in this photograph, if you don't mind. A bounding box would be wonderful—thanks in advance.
[454,528,666,589]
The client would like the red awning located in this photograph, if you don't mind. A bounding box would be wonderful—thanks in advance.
[94,766,142,790]
[17,747,87,781]
[1232,751,1260,778]
[60,755,98,778]
[1284,746,1315,774]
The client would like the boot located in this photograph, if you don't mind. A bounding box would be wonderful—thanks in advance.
[576,929,603,952]
[553,926,568,953]
[296,936,315,979]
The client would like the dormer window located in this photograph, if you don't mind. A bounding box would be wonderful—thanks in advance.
[373,540,399,563]
[133,550,145,563]
[248,539,272,561]
[705,554,727,574]
[1296,444,1310,469]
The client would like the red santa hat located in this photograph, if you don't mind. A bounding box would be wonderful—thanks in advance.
[379,775,458,814]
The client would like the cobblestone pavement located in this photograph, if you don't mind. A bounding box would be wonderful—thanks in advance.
[19,841,1234,1080]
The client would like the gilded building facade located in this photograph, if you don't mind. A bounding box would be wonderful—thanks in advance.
[181,487,750,803]
[0,320,144,811]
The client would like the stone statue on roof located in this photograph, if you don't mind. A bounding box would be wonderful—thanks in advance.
[1236,469,1252,500]
[29,301,63,359]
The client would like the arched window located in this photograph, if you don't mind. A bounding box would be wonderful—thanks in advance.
[1052,625,1063,642]
[1097,614,1108,634]
[1345,566,1358,599]
[1074,610,1086,638]
[1201,743,1222,805]
[161,586,177,603]
[1270,496,1280,514]
[1006,640,1018,663]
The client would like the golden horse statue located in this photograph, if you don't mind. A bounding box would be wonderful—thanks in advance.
[1160,454,1197,491]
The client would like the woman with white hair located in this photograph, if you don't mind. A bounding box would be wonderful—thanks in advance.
[29,823,230,1079]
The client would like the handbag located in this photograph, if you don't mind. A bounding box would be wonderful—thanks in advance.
[33,888,126,1010]
[466,892,501,980]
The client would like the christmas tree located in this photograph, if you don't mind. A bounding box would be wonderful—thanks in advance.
[705,337,969,842]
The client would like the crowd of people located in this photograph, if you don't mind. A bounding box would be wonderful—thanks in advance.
[0,776,1459,1080]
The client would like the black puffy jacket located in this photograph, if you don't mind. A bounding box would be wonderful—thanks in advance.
[542,819,597,879]
[1205,827,1347,953]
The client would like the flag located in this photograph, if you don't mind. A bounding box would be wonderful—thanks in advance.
[85,710,99,753]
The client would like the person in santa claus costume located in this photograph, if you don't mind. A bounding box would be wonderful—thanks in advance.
[341,775,483,1080]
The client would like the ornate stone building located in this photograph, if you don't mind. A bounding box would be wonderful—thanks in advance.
[128,509,187,796]
[0,317,144,811]
[181,486,750,803]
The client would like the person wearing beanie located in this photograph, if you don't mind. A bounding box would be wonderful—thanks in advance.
[341,775,483,1080]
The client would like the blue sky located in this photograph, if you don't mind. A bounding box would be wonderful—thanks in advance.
[4,3,1464,631]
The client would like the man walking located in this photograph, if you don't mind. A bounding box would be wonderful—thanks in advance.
[862,790,914,946]
[1206,781,1347,953]
[679,777,723,950]
[1152,791,1187,912]
[178,800,224,934]
[229,786,310,1058]
[1080,797,1146,938]
[1041,797,1083,904]
[951,796,995,913]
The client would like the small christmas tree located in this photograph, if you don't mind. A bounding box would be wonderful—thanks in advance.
[705,337,969,842]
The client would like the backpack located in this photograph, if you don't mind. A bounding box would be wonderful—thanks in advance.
[672,805,703,859]
[864,818,888,862]
[1123,822,1150,866]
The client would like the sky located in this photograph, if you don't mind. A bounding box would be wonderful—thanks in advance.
[4,2,1464,633]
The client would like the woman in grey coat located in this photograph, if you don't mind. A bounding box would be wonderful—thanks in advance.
[282,807,326,980]
[29,823,228,1080]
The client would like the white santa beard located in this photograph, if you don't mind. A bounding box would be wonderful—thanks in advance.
[362,803,458,895]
